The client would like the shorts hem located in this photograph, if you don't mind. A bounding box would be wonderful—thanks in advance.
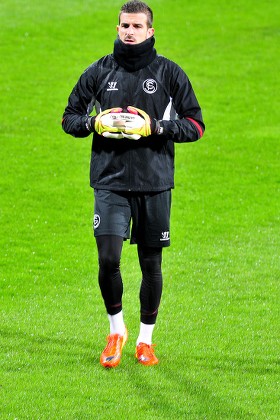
[94,231,130,240]
[130,238,170,247]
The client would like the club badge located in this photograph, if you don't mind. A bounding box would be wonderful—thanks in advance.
[94,214,101,229]
[143,79,157,94]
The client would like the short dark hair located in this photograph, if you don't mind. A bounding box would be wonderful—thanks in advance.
[119,1,153,28]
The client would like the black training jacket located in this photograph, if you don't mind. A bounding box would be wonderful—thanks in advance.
[62,53,205,192]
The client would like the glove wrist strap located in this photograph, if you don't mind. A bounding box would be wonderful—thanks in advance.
[85,116,95,132]
[153,119,164,135]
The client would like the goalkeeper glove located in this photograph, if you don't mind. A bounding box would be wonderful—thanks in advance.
[123,106,151,137]
[123,106,164,138]
[94,107,124,138]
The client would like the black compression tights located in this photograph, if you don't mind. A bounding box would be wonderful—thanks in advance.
[96,235,163,325]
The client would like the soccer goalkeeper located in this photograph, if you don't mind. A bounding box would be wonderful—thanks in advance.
[62,0,205,368]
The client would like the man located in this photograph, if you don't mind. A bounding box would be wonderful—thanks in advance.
[62,0,205,368]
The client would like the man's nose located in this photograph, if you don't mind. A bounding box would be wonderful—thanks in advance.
[127,25,134,34]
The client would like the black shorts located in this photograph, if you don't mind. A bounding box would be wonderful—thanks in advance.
[93,189,171,247]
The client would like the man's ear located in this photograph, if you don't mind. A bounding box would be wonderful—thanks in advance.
[147,27,155,38]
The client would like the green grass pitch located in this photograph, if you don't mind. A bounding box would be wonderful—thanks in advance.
[1,0,279,418]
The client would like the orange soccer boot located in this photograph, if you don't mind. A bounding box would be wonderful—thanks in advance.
[135,342,159,366]
[100,328,128,368]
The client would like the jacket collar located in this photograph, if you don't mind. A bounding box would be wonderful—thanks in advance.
[113,36,156,72]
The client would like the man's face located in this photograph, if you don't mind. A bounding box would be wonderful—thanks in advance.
[117,13,154,45]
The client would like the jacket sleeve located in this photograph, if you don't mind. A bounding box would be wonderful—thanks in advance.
[160,61,205,143]
[62,65,97,138]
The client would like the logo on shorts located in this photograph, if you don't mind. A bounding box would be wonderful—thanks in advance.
[94,214,101,229]
[143,79,157,94]
[160,231,170,241]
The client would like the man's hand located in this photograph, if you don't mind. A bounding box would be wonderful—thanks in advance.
[123,106,152,138]
[94,108,124,137]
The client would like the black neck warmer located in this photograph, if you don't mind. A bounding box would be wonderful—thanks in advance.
[113,36,157,72]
